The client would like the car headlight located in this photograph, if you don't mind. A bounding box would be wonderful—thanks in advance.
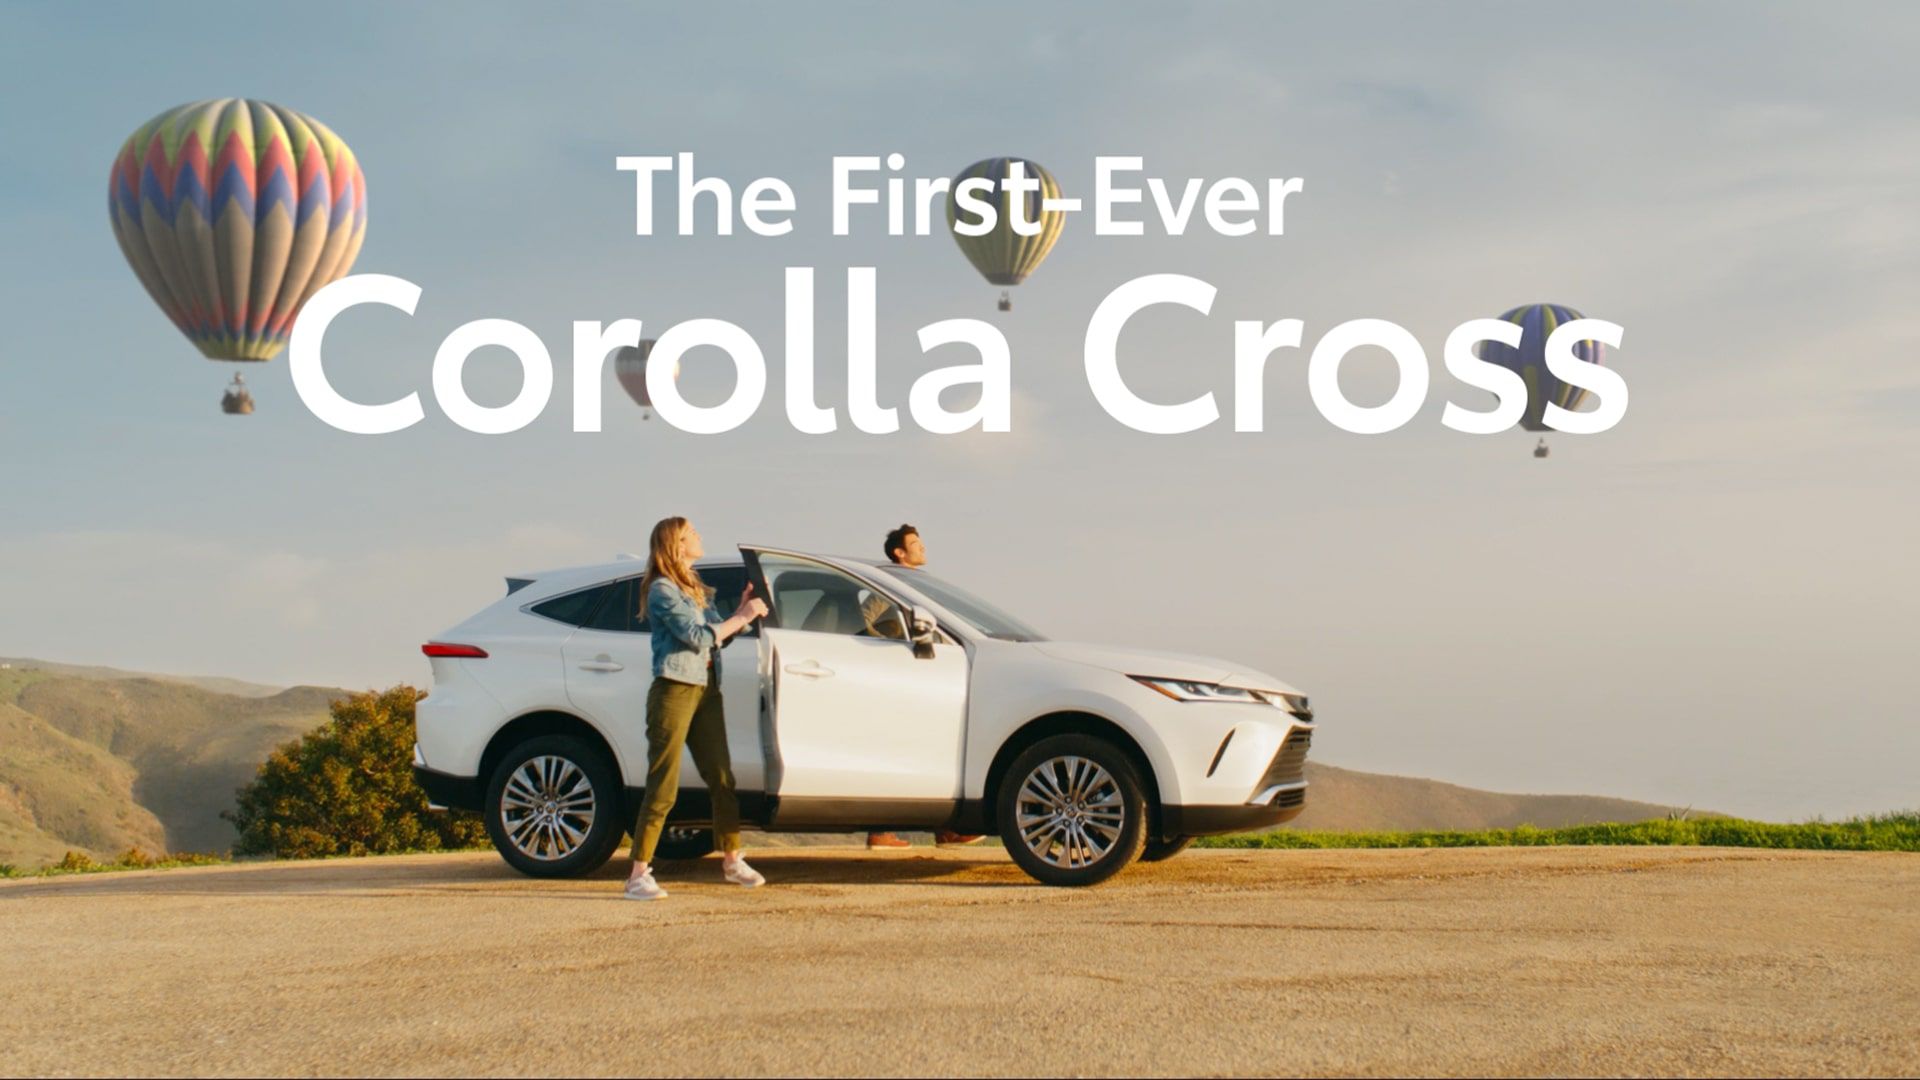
[1132,676,1264,704]
[1131,677,1313,719]
[1267,692,1313,720]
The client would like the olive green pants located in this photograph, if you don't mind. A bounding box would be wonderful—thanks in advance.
[632,672,742,864]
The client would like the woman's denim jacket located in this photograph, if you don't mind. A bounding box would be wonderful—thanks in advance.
[648,577,722,685]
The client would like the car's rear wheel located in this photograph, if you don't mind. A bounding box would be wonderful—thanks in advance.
[997,734,1148,887]
[654,826,716,861]
[1140,835,1196,862]
[484,735,624,878]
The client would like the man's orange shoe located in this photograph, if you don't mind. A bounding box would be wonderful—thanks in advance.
[935,831,985,847]
[866,831,911,849]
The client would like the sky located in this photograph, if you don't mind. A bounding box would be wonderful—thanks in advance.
[1,2,1916,820]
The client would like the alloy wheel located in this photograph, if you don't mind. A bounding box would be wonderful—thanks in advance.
[1014,755,1126,869]
[499,754,596,861]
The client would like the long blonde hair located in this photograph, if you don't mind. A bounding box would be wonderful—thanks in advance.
[639,516,707,610]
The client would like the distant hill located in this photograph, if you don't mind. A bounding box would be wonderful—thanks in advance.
[0,661,344,864]
[0,656,285,698]
[0,699,169,867]
[1288,762,1685,832]
[0,657,1692,868]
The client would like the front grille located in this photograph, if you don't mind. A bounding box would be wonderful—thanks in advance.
[1256,727,1312,794]
[1273,787,1306,810]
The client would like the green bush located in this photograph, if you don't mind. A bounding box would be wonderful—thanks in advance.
[225,686,487,858]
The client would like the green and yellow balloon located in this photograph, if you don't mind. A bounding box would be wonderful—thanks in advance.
[946,157,1064,311]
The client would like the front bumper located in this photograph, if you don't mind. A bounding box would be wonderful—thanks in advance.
[1161,798,1304,837]
[1160,724,1312,838]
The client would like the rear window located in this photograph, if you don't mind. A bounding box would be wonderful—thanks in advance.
[529,583,614,627]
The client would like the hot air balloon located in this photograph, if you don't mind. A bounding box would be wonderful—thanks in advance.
[614,339,678,420]
[108,99,368,413]
[946,157,1064,311]
[1474,303,1607,456]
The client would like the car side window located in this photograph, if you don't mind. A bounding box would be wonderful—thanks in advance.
[550,567,754,637]
[698,565,755,639]
[529,582,615,627]
[757,555,905,639]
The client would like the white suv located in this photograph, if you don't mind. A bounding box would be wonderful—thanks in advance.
[413,545,1315,886]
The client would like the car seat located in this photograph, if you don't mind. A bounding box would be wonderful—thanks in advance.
[800,590,863,635]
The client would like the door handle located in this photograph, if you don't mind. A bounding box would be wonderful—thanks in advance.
[578,656,625,672]
[783,660,834,679]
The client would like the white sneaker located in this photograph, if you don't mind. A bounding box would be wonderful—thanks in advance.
[722,855,765,888]
[624,868,668,901]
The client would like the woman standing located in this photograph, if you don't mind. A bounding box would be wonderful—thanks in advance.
[625,516,770,901]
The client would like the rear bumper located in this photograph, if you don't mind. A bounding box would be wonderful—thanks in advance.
[412,766,483,812]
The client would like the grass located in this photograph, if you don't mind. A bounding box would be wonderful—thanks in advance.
[0,848,228,879]
[0,843,495,879]
[1196,812,1920,852]
[9,814,1916,878]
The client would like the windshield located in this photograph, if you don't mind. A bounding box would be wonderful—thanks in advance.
[873,567,1047,643]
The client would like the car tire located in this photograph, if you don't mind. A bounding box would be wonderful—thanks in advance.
[1139,835,1196,862]
[654,826,716,861]
[997,734,1149,887]
[484,734,625,878]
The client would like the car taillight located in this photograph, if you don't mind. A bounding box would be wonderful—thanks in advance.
[422,642,489,658]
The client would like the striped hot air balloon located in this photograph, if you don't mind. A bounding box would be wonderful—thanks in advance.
[1474,303,1608,433]
[108,99,367,371]
[946,157,1064,310]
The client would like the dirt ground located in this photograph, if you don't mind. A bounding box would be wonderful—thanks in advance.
[3,846,1916,1077]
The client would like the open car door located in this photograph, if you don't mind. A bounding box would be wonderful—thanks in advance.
[741,547,970,828]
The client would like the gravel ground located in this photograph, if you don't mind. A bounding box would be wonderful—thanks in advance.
[3,846,1916,1076]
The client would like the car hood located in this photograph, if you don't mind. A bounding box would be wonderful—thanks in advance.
[1032,641,1304,696]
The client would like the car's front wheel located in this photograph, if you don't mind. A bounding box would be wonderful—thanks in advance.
[483,735,625,878]
[997,734,1149,887]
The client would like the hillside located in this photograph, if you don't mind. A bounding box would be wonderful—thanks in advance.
[1289,762,1685,832]
[0,656,285,698]
[0,657,1691,867]
[0,700,169,867]
[0,662,342,862]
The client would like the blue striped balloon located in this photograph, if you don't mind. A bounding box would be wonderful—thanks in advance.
[1474,303,1607,432]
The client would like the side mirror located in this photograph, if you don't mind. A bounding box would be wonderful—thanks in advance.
[909,606,938,659]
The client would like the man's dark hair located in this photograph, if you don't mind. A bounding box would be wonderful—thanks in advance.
[883,523,918,564]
